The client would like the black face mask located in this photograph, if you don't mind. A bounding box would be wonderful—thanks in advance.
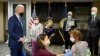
[20,13,24,17]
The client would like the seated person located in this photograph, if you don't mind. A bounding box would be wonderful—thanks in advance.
[35,34,56,56]
[69,29,91,56]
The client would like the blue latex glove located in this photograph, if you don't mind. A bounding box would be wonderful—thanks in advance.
[64,49,72,56]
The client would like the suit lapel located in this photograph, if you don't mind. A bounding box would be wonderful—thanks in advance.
[14,15,23,29]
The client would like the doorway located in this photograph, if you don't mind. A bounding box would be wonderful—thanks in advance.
[8,0,31,38]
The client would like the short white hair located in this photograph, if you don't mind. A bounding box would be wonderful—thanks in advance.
[15,4,24,12]
[68,11,73,16]
[91,7,98,12]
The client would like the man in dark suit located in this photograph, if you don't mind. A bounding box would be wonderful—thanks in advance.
[87,7,100,56]
[8,4,25,56]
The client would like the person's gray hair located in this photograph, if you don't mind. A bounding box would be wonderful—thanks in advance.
[68,11,73,15]
[15,4,24,12]
[91,7,98,11]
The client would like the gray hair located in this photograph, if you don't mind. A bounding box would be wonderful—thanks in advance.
[15,4,24,12]
[68,11,73,15]
[91,7,98,13]
[91,7,98,10]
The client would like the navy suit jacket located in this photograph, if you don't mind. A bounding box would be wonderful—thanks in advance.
[88,16,100,38]
[8,14,23,48]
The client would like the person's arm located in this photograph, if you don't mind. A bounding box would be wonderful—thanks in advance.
[30,24,34,37]
[49,51,56,56]
[8,18,20,41]
[40,24,43,34]
[39,49,56,56]
[97,16,100,29]
[30,24,36,40]
[57,54,64,56]
[87,16,91,25]
[38,24,43,35]
[71,45,76,56]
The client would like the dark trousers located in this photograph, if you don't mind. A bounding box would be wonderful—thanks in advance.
[10,47,22,56]
[88,37,99,55]
[87,32,99,55]
[64,31,73,49]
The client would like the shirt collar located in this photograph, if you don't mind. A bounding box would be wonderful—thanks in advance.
[15,13,20,19]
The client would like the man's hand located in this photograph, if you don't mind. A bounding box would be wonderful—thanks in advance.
[19,37,25,43]
[23,36,26,38]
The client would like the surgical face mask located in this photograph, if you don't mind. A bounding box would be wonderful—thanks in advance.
[68,16,72,19]
[70,37,75,42]
[91,12,96,16]
[34,20,39,24]
[44,40,50,46]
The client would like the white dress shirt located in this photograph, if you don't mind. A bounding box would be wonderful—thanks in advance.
[15,13,23,28]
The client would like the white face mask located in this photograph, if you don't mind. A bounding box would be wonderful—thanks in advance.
[68,16,72,19]
[34,20,39,24]
[70,37,75,42]
[91,12,96,16]
[44,40,50,46]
